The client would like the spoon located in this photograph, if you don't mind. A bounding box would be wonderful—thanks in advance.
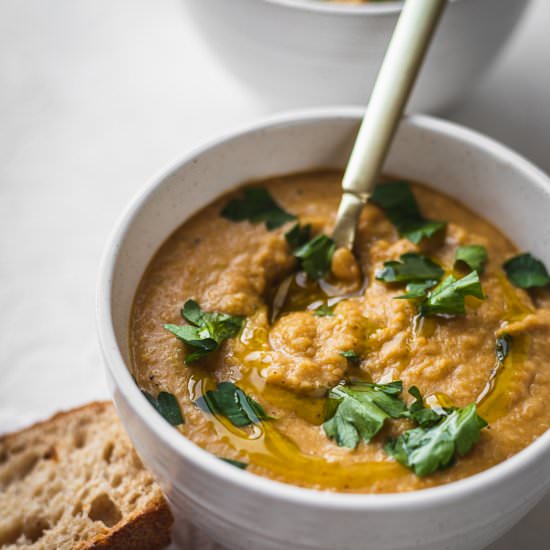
[332,0,447,250]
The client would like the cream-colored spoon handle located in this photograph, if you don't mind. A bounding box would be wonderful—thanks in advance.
[332,0,447,249]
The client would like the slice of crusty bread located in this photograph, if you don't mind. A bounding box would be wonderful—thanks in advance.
[0,401,173,550]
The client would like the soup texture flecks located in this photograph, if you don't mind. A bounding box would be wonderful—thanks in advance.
[130,171,550,493]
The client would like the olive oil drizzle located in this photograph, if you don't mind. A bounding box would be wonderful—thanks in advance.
[496,271,535,322]
[412,269,533,423]
[477,333,529,424]
[476,274,533,423]
[186,303,407,490]
[187,369,407,490]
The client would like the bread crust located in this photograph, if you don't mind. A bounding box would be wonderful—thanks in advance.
[0,401,173,550]
[79,494,173,550]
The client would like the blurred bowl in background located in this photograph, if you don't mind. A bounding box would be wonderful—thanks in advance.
[182,0,530,112]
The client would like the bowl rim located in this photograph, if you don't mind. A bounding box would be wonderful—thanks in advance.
[258,0,402,16]
[257,0,464,17]
[97,106,550,511]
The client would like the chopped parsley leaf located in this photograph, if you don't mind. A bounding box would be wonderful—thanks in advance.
[376,253,444,284]
[164,300,244,363]
[340,350,361,364]
[323,381,407,449]
[221,187,296,230]
[294,234,336,281]
[285,223,312,250]
[385,403,487,476]
[142,390,184,426]
[370,182,446,244]
[195,382,271,427]
[502,253,550,289]
[313,303,334,317]
[219,457,248,469]
[419,271,484,317]
[395,280,438,300]
[454,244,488,274]
[404,386,444,428]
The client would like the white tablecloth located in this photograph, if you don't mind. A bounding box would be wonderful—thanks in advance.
[1,1,549,548]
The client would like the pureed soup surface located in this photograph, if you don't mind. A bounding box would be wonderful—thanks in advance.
[131,171,550,493]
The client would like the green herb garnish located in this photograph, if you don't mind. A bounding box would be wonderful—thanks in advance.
[376,253,444,284]
[313,303,334,317]
[496,334,511,363]
[142,390,184,426]
[385,403,487,476]
[370,182,446,244]
[221,187,296,230]
[395,280,438,300]
[454,244,488,274]
[376,253,443,301]
[164,300,244,363]
[340,350,361,364]
[323,381,407,449]
[404,386,444,428]
[322,380,487,477]
[196,382,271,427]
[502,253,550,289]
[419,271,485,317]
[219,457,248,469]
[285,223,312,250]
[294,234,336,281]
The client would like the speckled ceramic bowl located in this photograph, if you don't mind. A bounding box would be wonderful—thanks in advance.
[98,109,550,550]
[182,0,530,112]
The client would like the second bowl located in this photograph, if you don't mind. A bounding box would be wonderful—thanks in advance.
[183,0,530,111]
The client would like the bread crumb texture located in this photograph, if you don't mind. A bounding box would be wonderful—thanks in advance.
[0,402,173,549]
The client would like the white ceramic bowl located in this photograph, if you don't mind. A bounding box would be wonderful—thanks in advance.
[182,0,530,112]
[98,109,550,550]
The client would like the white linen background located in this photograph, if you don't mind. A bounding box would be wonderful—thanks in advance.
[0,1,549,548]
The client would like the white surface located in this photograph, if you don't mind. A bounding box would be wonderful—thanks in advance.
[0,0,548,548]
